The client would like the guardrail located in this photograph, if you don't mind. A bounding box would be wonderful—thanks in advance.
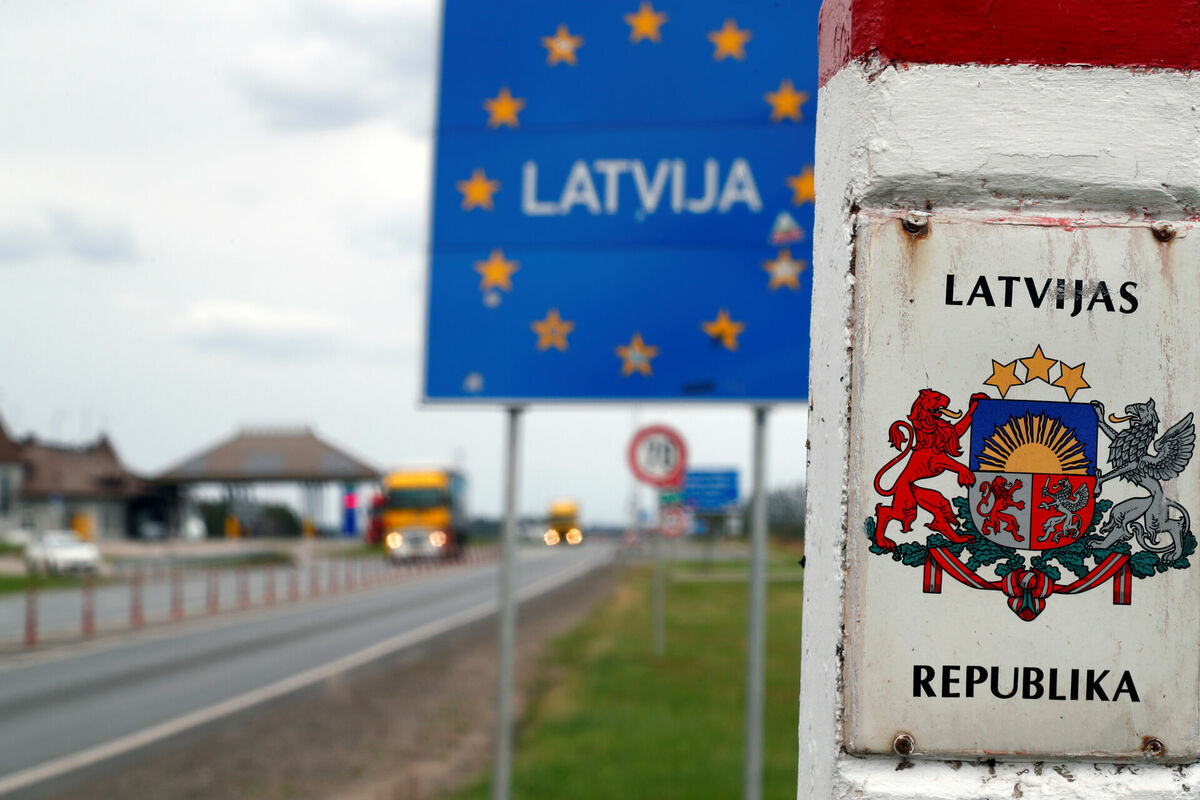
[10,546,500,651]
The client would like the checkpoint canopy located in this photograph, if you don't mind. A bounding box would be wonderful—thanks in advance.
[425,0,817,402]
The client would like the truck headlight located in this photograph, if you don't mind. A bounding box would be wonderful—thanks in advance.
[429,530,448,548]
[566,529,583,545]
[544,529,561,546]
[385,532,403,549]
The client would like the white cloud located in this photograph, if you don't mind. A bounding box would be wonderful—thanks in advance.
[176,299,408,362]
[237,0,437,134]
[0,211,136,264]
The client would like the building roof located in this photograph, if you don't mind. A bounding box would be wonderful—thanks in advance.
[158,426,380,484]
[20,435,145,500]
[0,418,21,463]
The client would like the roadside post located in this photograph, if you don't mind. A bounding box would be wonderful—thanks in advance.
[629,425,687,657]
[426,3,819,798]
[800,1,1200,795]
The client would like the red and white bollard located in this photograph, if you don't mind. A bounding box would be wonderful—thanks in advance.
[207,570,219,615]
[24,584,37,648]
[171,569,184,621]
[130,572,144,629]
[289,566,300,602]
[265,566,277,606]
[237,567,250,610]
[82,579,95,638]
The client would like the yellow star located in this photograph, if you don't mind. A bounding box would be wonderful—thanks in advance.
[1053,362,1091,401]
[475,249,518,292]
[984,360,1023,398]
[1020,345,1057,384]
[542,24,583,66]
[708,19,751,61]
[531,309,574,351]
[616,333,658,377]
[764,79,808,122]
[786,166,815,206]
[483,87,525,128]
[763,249,805,291]
[457,168,500,211]
[702,309,744,351]
[624,2,667,43]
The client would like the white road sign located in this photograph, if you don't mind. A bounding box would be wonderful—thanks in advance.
[844,213,1200,759]
[628,425,688,488]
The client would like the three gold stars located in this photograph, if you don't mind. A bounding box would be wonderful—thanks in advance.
[475,249,518,292]
[1053,362,1090,401]
[786,167,815,206]
[483,87,525,128]
[702,310,744,351]
[624,3,667,43]
[616,333,659,377]
[708,19,752,61]
[542,24,584,66]
[764,79,808,122]
[457,168,500,211]
[983,346,1091,401]
[984,360,1023,398]
[532,309,574,351]
[1019,345,1056,383]
[762,249,805,291]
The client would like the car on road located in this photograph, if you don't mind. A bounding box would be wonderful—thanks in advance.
[25,531,101,576]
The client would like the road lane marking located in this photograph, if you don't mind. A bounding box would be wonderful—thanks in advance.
[0,550,608,795]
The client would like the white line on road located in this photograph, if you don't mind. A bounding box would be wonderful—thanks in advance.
[0,550,607,796]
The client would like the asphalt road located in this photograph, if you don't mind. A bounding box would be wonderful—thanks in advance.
[0,543,613,796]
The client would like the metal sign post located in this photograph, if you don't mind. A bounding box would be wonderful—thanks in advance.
[629,424,687,658]
[743,406,769,800]
[492,405,522,800]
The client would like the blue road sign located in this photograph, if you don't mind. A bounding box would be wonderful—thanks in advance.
[683,469,739,511]
[426,0,819,402]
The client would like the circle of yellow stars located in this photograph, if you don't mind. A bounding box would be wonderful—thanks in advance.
[984,344,1091,401]
[455,6,814,381]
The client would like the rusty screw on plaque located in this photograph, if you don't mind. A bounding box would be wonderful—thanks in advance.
[1141,737,1166,758]
[901,211,930,238]
[892,732,916,756]
[1151,221,1177,242]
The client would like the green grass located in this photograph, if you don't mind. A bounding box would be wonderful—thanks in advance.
[456,559,803,799]
[0,574,102,595]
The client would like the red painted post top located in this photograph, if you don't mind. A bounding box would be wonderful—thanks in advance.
[819,0,1200,86]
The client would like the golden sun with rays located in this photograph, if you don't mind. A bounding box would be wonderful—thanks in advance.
[977,413,1089,474]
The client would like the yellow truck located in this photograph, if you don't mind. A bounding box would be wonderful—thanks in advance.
[544,499,582,546]
[378,469,468,563]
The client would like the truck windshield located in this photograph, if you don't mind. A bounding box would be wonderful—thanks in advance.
[387,488,449,510]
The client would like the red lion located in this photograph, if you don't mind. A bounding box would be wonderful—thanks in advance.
[873,389,987,550]
[976,476,1025,541]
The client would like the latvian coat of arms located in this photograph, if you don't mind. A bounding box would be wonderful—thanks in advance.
[864,345,1196,622]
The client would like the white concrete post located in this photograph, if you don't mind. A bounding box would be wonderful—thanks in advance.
[799,1,1200,797]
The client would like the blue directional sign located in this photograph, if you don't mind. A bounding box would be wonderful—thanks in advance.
[683,469,739,512]
[425,0,819,402]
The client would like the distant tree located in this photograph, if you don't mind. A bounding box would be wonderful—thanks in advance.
[767,483,806,540]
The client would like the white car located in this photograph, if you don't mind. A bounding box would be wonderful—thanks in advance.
[25,531,101,576]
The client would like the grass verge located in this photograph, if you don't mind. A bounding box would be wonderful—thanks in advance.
[0,574,102,595]
[455,557,802,799]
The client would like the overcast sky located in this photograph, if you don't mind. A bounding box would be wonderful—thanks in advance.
[0,0,808,523]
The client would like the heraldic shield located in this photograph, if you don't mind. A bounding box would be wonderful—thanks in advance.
[967,399,1098,551]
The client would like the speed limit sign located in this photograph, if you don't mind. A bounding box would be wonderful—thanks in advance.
[660,505,691,538]
[628,425,687,488]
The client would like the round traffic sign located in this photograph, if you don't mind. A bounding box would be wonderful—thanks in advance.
[660,505,690,538]
[628,424,687,488]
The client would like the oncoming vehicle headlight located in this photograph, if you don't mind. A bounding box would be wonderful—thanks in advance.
[543,529,561,546]
[385,532,403,549]
[565,529,583,545]
[428,530,448,548]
